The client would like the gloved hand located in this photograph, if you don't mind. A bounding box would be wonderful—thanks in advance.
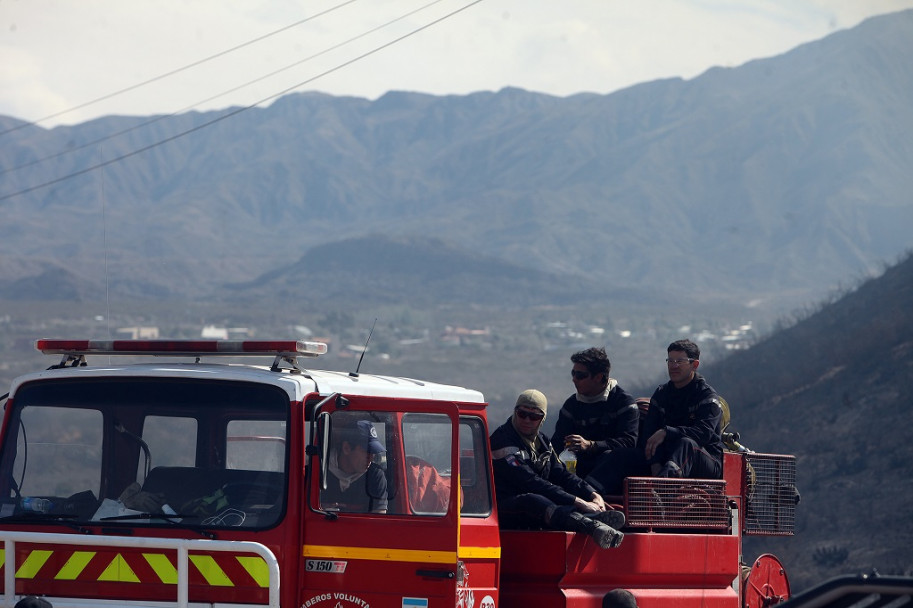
[118,482,166,512]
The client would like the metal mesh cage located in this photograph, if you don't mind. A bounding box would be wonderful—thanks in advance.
[624,478,730,529]
[744,453,797,536]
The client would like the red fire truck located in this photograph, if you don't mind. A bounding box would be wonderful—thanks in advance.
[0,340,796,607]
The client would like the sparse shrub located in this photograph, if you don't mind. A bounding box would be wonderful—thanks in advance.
[812,545,849,568]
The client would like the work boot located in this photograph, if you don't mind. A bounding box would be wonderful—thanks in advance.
[656,461,682,478]
[586,509,625,530]
[567,511,624,549]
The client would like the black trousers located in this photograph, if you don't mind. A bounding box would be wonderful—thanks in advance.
[584,437,721,495]
[497,493,581,530]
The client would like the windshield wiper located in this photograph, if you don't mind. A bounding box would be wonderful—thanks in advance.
[0,512,92,534]
[99,511,194,522]
[99,512,215,539]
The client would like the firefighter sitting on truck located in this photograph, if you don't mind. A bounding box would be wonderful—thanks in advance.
[321,420,388,514]
[584,339,724,496]
[490,389,625,549]
[551,346,639,479]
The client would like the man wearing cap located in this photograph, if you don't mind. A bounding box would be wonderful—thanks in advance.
[489,389,624,549]
[321,419,388,514]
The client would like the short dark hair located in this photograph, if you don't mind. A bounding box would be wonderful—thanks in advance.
[571,347,611,380]
[668,339,700,360]
[15,597,54,608]
[603,588,638,608]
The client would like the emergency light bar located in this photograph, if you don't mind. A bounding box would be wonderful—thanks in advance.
[36,339,328,358]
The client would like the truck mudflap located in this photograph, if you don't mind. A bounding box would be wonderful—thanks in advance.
[0,531,280,608]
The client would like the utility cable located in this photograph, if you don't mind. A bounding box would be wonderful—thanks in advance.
[0,0,485,203]
[0,0,359,137]
[0,0,450,177]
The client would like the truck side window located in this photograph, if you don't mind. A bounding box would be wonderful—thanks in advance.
[403,413,452,516]
[459,417,492,516]
[320,411,391,515]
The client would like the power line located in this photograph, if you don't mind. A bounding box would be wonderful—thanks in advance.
[0,0,360,138]
[0,0,451,178]
[0,0,486,203]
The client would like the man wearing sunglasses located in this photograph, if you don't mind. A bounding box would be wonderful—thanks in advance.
[551,347,639,479]
[490,389,624,549]
[584,339,724,495]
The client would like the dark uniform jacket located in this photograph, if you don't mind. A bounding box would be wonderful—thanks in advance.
[550,381,639,474]
[490,416,597,507]
[320,462,388,513]
[645,373,724,464]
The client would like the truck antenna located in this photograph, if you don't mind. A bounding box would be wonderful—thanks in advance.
[350,318,377,378]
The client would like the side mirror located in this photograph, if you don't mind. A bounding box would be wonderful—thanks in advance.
[318,411,331,491]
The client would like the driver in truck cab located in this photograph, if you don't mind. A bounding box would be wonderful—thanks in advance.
[490,389,625,549]
[321,419,388,514]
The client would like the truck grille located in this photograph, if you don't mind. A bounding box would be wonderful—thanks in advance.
[624,478,730,530]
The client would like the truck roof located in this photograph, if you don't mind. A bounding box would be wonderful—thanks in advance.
[10,359,486,405]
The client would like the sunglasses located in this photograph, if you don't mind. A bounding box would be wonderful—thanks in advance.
[571,370,591,380]
[514,407,545,421]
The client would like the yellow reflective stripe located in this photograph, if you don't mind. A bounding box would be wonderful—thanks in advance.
[3,548,264,588]
[55,551,95,580]
[16,550,52,579]
[144,552,178,584]
[98,554,140,583]
[236,556,270,588]
[303,545,455,564]
[458,546,500,559]
[189,554,234,587]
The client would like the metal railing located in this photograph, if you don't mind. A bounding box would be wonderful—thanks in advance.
[624,477,730,529]
[0,531,280,608]
[743,453,798,536]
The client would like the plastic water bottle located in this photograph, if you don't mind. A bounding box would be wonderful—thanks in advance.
[20,497,53,513]
[558,448,577,475]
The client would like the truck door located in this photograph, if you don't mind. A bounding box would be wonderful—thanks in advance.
[302,398,461,608]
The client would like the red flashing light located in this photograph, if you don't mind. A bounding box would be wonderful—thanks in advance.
[36,339,328,357]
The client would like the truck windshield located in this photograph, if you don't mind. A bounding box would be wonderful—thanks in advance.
[0,377,289,530]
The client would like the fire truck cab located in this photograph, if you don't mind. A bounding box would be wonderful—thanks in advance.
[0,340,796,608]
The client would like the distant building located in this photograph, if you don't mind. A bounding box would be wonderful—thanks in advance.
[440,326,491,347]
[117,327,160,339]
[201,325,229,340]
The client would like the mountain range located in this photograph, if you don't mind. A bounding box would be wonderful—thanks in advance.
[2,12,913,593]
[1,10,912,319]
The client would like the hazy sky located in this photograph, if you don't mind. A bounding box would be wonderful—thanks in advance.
[2,0,912,127]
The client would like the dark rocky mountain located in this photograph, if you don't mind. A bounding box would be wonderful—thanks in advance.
[1,10,912,319]
[691,250,913,590]
[223,234,670,309]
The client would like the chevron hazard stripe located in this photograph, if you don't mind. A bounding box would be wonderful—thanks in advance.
[0,547,268,588]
